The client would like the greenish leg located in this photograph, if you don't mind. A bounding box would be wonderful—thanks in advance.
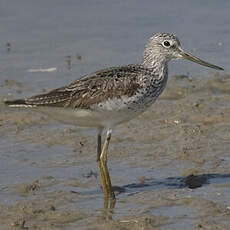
[100,129,116,200]
[97,132,102,162]
[97,128,110,200]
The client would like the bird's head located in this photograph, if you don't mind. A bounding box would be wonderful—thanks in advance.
[143,32,223,71]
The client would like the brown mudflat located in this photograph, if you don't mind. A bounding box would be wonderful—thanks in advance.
[1,74,230,229]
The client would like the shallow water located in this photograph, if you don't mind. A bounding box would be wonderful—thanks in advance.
[1,75,230,229]
[1,1,230,229]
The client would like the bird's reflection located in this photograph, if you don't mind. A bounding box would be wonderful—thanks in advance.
[101,197,116,220]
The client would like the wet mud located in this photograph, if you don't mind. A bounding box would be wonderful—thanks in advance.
[1,74,230,229]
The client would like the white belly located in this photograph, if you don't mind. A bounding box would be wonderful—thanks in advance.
[36,106,141,129]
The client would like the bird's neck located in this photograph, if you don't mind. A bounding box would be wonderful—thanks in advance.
[142,54,168,80]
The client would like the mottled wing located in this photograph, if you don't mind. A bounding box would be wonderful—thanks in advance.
[5,65,146,109]
[5,86,72,108]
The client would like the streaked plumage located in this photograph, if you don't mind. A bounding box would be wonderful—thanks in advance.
[5,33,223,203]
[5,65,165,109]
[5,64,168,128]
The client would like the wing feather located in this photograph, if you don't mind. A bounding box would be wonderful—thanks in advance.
[5,65,153,108]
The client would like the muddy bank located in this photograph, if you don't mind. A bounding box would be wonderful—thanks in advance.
[0,74,230,229]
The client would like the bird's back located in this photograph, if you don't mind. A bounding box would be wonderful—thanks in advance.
[5,64,168,127]
[5,65,164,108]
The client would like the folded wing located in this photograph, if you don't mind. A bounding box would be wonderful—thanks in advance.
[5,65,149,109]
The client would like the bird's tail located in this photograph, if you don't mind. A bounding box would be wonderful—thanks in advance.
[4,99,34,108]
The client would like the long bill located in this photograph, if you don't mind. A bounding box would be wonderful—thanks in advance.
[178,48,224,71]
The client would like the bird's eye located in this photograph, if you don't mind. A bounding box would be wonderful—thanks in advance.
[162,40,171,48]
